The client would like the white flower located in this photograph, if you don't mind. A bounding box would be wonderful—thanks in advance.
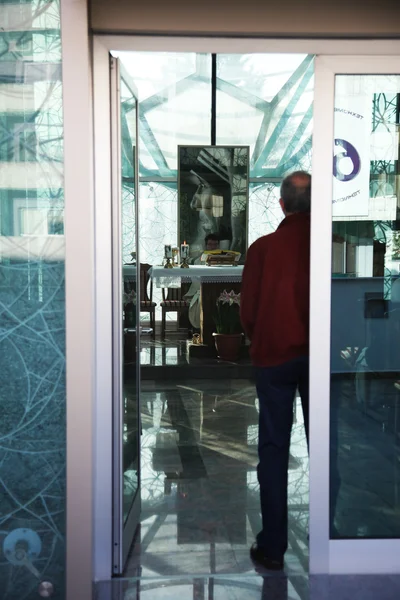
[123,290,137,306]
[216,289,240,306]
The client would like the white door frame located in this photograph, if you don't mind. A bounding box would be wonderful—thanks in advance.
[66,35,400,596]
[311,55,400,573]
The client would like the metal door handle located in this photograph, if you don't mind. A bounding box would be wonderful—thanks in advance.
[124,327,153,335]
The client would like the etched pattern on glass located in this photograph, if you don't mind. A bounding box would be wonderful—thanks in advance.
[0,1,65,597]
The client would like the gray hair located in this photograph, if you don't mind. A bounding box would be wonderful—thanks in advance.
[280,171,311,213]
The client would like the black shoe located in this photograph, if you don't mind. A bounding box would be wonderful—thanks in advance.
[250,543,284,571]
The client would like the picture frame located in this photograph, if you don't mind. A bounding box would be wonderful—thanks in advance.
[178,145,249,262]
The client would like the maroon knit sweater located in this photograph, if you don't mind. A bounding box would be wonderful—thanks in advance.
[240,212,310,367]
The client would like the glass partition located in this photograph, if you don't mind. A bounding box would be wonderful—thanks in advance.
[330,74,400,538]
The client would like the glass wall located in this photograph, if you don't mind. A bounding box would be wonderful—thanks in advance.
[119,53,211,264]
[0,1,65,597]
[217,54,314,244]
[118,52,212,322]
[117,51,314,320]
[330,75,400,538]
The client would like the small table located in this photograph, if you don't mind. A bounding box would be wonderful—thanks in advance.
[149,265,244,346]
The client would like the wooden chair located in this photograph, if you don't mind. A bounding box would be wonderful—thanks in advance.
[139,263,156,338]
[160,285,189,339]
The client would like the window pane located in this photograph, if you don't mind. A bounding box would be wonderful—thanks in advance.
[248,182,283,245]
[118,52,212,176]
[330,74,400,539]
[216,54,314,179]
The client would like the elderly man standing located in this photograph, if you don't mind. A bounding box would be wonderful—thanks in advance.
[241,171,311,571]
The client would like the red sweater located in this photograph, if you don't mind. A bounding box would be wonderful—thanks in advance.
[240,212,310,367]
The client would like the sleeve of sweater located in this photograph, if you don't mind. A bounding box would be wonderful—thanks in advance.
[240,240,264,341]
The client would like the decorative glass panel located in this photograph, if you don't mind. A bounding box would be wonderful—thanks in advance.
[0,0,65,597]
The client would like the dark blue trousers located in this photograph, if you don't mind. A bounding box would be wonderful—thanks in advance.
[255,356,309,560]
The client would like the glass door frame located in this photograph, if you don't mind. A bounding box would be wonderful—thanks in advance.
[110,55,142,573]
[310,55,400,574]
[89,37,400,585]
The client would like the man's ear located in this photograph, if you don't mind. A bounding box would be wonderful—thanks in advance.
[279,198,286,214]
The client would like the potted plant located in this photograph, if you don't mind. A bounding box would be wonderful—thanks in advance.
[212,289,243,361]
[123,289,137,329]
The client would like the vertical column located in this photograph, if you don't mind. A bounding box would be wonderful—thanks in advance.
[61,0,95,598]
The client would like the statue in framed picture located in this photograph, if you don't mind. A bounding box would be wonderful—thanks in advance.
[178,146,249,262]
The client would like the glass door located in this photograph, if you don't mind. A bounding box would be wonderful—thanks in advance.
[110,56,141,573]
[310,55,400,574]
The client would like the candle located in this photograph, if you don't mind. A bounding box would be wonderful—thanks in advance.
[164,244,172,259]
[181,241,189,259]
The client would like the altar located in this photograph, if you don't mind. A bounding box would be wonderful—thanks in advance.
[149,264,243,287]
[149,265,244,348]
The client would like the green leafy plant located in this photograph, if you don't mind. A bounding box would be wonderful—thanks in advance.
[213,289,241,334]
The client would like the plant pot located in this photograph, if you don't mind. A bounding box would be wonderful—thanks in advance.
[123,302,136,329]
[212,332,243,361]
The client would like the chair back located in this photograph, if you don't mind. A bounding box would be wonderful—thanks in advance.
[162,287,182,302]
[162,282,190,302]
[140,263,153,303]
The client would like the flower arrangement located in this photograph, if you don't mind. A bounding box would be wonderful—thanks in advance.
[123,289,137,307]
[213,289,241,335]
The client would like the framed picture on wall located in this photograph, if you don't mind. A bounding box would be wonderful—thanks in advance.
[178,145,249,261]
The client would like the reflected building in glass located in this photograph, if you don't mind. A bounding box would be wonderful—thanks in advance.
[330,75,400,539]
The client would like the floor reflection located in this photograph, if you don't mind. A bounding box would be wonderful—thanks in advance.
[139,337,253,368]
[95,573,400,600]
[95,377,400,600]
[331,373,400,538]
[95,574,306,599]
[124,379,309,581]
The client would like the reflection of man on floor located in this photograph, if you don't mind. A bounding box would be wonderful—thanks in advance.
[185,233,220,330]
[240,171,311,571]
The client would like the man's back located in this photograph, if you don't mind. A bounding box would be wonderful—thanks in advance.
[244,171,311,571]
[240,212,310,367]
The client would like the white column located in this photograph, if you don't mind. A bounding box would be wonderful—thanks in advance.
[61,0,95,598]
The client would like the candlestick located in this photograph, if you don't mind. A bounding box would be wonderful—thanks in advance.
[181,241,190,257]
[172,246,179,266]
[180,241,190,268]
[164,244,174,268]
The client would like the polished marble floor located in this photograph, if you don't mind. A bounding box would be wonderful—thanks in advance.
[140,338,249,370]
[95,376,400,599]
[126,379,308,580]
[95,574,400,599]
